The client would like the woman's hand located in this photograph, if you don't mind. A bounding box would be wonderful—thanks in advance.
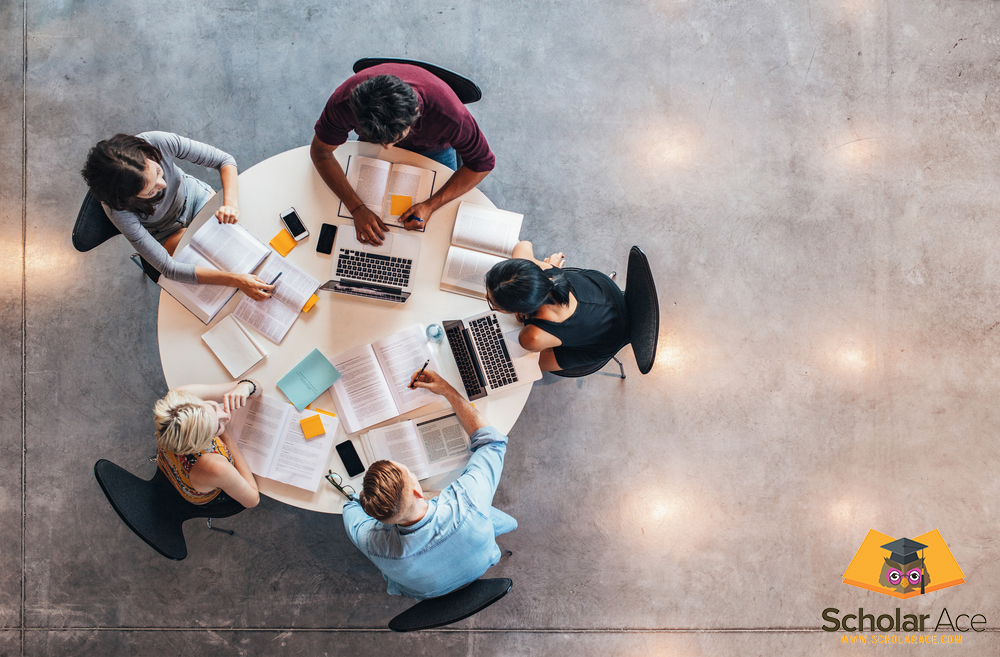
[544,252,566,267]
[222,380,255,413]
[233,274,275,301]
[215,205,240,224]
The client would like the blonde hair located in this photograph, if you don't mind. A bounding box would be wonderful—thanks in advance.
[153,389,217,455]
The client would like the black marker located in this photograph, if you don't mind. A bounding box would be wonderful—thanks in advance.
[410,359,430,389]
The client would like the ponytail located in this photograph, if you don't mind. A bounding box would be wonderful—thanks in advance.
[546,269,572,306]
[485,259,573,314]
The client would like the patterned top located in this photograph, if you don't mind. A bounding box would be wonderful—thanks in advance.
[157,437,234,505]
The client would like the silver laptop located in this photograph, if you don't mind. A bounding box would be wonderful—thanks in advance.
[444,311,542,400]
[319,229,421,303]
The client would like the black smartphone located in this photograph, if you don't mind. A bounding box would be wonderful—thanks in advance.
[317,223,337,254]
[280,207,309,241]
[336,439,365,478]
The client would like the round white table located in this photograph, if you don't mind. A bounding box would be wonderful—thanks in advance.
[157,142,533,513]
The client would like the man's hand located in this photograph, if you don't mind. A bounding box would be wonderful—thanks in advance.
[409,368,456,398]
[215,205,240,224]
[400,200,435,231]
[353,206,388,245]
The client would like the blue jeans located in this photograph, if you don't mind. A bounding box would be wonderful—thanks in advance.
[490,507,518,537]
[414,146,458,170]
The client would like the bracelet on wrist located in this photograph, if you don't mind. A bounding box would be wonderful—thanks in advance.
[237,379,257,396]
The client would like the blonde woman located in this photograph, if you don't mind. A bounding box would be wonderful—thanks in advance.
[154,380,261,508]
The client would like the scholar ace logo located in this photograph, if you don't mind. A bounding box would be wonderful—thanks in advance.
[843,529,965,598]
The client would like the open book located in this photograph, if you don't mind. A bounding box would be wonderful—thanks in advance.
[328,325,442,433]
[229,394,340,492]
[360,411,471,481]
[201,315,267,377]
[440,202,524,298]
[232,254,320,344]
[337,155,438,229]
[159,221,270,324]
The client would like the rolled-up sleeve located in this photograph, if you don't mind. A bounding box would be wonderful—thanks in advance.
[449,112,494,173]
[457,426,508,509]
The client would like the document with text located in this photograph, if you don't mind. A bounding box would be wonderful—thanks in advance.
[229,394,340,492]
[440,201,524,298]
[360,411,471,481]
[337,155,438,229]
[328,325,443,433]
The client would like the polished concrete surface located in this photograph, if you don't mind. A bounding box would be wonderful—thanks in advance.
[3,0,1000,655]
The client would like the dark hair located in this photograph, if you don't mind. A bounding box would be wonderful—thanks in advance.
[348,75,420,145]
[80,134,163,218]
[485,259,573,315]
[359,460,407,522]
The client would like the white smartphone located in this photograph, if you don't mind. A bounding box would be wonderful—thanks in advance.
[280,207,309,241]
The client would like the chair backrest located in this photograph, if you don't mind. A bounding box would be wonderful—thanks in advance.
[624,246,659,374]
[388,578,512,632]
[353,58,482,105]
[93,459,244,561]
[72,191,120,252]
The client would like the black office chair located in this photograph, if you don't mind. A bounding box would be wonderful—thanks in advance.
[388,578,512,632]
[93,459,244,561]
[552,246,660,379]
[353,58,482,105]
[72,190,160,283]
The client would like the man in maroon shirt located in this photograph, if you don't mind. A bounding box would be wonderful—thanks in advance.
[311,63,496,245]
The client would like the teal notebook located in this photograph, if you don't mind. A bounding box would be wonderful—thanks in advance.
[277,349,342,411]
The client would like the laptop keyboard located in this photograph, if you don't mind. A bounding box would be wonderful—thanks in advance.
[336,250,412,288]
[468,315,519,389]
[446,323,485,399]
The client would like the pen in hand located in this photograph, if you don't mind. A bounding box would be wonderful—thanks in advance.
[269,272,283,285]
[410,359,430,389]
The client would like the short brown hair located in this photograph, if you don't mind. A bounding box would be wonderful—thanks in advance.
[359,460,407,522]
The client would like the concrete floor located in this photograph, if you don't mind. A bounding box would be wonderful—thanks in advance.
[2,0,1000,654]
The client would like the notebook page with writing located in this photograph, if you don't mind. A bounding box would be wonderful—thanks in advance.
[373,325,442,415]
[440,246,505,298]
[258,254,320,312]
[366,421,430,480]
[381,162,436,227]
[190,221,269,274]
[159,247,236,323]
[329,344,398,433]
[451,202,524,258]
[201,315,266,377]
[229,394,292,475]
[342,156,392,216]
[267,410,340,491]
[232,295,298,344]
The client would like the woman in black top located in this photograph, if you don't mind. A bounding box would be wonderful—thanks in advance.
[485,241,629,372]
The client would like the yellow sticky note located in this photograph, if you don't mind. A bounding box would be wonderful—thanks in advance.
[270,229,297,257]
[390,195,413,216]
[299,414,326,440]
[313,408,337,418]
[302,294,319,313]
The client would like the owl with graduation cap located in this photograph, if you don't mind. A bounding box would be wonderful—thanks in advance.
[878,538,930,594]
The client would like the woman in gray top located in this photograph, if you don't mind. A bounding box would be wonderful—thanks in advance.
[81,131,273,300]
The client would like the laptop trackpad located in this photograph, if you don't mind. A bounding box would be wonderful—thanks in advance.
[363,231,394,254]
[504,330,530,359]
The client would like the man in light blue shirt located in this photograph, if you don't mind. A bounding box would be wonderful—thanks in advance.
[342,369,518,600]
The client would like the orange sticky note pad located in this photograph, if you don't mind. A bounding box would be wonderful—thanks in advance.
[302,294,319,313]
[390,195,413,216]
[299,414,325,439]
[270,229,297,257]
